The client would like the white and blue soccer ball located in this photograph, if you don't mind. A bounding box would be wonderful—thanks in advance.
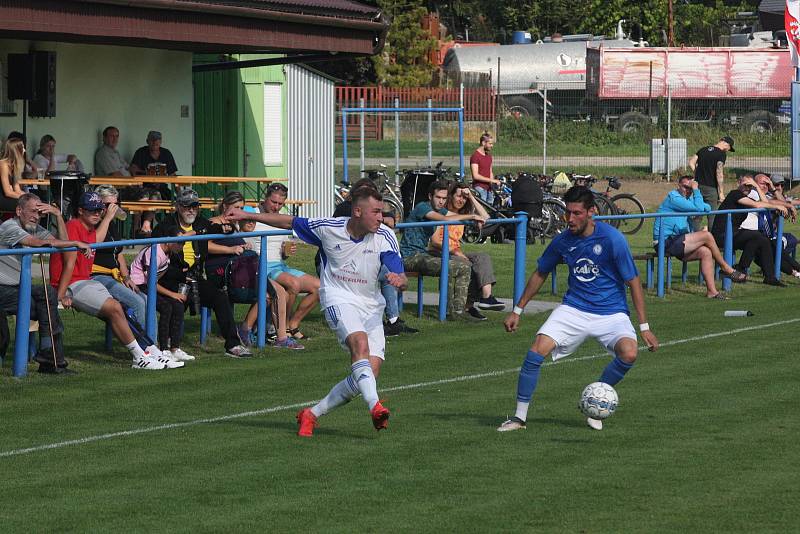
[579,382,618,420]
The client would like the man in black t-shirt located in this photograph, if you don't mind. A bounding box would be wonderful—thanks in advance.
[129,130,178,201]
[688,136,735,230]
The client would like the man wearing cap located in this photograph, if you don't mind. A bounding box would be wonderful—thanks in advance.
[688,136,735,230]
[151,188,252,358]
[49,192,183,369]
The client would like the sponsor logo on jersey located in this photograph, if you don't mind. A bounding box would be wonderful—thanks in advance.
[573,257,600,282]
[568,246,577,252]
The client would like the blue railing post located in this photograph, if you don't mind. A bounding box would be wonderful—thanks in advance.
[13,253,33,377]
[657,218,666,298]
[723,214,733,292]
[342,110,349,184]
[146,245,158,341]
[256,236,268,348]
[775,212,784,280]
[513,212,528,305]
[439,224,450,322]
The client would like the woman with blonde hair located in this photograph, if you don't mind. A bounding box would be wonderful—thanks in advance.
[0,137,26,212]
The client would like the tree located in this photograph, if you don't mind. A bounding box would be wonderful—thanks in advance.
[373,0,438,87]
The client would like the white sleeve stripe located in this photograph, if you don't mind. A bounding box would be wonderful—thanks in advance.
[377,228,399,253]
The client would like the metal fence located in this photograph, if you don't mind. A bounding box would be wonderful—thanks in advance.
[336,79,791,182]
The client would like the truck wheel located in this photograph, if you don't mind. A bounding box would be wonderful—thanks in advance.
[616,112,651,133]
[502,96,538,118]
[741,111,777,134]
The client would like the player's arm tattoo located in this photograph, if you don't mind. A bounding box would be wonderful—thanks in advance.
[716,161,725,194]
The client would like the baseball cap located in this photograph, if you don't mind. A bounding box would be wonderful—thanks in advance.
[78,191,105,210]
[770,173,785,185]
[720,136,735,152]
[175,188,200,207]
[147,130,162,142]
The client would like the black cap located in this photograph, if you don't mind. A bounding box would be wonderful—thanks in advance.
[721,136,735,152]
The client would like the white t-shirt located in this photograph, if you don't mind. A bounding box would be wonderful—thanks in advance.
[740,189,761,231]
[247,207,290,261]
[292,217,403,313]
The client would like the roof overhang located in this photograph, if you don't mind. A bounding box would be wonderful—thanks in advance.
[0,0,388,56]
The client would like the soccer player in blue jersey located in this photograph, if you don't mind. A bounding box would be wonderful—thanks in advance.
[498,186,659,432]
[227,187,407,437]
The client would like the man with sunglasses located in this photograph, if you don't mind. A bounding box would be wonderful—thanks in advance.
[653,175,747,298]
[151,188,252,358]
[49,192,181,369]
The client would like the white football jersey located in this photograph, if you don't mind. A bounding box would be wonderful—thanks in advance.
[292,217,403,312]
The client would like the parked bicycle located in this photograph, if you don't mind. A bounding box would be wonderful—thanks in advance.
[568,173,645,234]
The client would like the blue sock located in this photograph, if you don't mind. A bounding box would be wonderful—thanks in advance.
[516,351,545,403]
[599,356,634,386]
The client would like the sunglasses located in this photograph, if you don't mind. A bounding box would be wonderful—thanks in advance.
[267,183,288,193]
[179,203,200,210]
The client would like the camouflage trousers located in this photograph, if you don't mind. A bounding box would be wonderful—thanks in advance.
[403,253,472,313]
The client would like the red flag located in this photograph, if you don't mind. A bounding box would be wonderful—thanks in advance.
[787,0,800,66]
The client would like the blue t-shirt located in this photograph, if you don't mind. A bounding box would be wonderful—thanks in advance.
[399,201,448,257]
[537,222,638,315]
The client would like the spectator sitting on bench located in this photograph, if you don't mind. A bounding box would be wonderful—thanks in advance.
[429,181,505,318]
[252,183,319,340]
[752,173,800,279]
[130,227,194,362]
[49,192,181,370]
[711,175,789,287]
[0,194,91,374]
[151,188,252,358]
[654,175,746,299]
[209,191,303,350]
[400,179,486,320]
[325,178,418,337]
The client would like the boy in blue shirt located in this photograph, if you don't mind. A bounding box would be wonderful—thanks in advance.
[498,186,659,432]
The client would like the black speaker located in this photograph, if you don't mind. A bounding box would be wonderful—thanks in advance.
[7,53,33,100]
[29,51,56,117]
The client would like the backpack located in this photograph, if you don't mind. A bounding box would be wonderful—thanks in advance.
[225,251,259,303]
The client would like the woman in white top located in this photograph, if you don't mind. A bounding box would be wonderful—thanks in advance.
[33,134,84,174]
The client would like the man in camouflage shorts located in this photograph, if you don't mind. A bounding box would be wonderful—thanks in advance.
[400,180,485,319]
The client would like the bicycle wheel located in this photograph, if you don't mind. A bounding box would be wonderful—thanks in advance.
[593,195,618,227]
[462,223,486,244]
[543,199,567,238]
[383,197,404,225]
[610,194,645,234]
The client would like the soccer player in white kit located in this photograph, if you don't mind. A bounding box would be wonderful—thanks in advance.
[498,186,659,432]
[228,187,407,437]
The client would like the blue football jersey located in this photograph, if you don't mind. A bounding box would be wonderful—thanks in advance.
[537,222,638,315]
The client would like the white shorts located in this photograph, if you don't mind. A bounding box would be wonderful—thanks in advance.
[537,304,636,361]
[323,303,386,360]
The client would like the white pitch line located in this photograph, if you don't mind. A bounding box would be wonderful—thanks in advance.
[2,317,797,458]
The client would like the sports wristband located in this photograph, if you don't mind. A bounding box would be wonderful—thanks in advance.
[639,323,650,332]
[513,306,524,315]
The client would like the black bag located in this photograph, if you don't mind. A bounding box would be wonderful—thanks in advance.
[225,252,260,303]
[511,173,544,218]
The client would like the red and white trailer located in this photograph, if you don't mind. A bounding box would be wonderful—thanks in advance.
[586,45,792,132]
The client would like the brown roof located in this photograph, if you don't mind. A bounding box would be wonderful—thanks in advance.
[0,0,387,55]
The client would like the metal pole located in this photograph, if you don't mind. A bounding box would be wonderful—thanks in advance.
[342,110,349,184]
[146,245,158,341]
[459,109,465,179]
[792,80,800,184]
[775,213,784,280]
[359,97,365,178]
[13,253,33,377]
[666,84,672,178]
[427,98,433,167]
[723,214,733,292]
[460,82,464,110]
[439,225,450,322]
[657,218,666,297]
[513,213,528,304]
[395,97,400,184]
[543,86,548,175]
[257,236,268,347]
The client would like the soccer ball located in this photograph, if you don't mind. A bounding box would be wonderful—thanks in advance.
[578,382,618,420]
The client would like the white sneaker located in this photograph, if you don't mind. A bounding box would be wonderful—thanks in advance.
[587,417,603,431]
[145,345,164,358]
[225,345,253,358]
[497,417,527,432]
[131,355,167,370]
[171,348,195,361]
[153,353,184,369]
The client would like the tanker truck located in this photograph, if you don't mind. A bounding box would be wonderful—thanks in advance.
[442,33,791,133]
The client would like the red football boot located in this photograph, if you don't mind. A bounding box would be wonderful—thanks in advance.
[296,408,317,437]
[370,400,390,431]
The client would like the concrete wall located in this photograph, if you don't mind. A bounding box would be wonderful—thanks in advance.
[0,40,193,174]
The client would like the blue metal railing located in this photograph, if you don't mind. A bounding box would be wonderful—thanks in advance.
[594,207,785,297]
[340,106,465,183]
[4,214,530,377]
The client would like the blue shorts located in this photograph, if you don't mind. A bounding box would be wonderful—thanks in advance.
[655,234,687,259]
[267,261,307,281]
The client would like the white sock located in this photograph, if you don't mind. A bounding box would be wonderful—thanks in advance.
[351,360,379,410]
[388,316,398,324]
[514,401,529,422]
[311,376,359,417]
[126,340,146,360]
